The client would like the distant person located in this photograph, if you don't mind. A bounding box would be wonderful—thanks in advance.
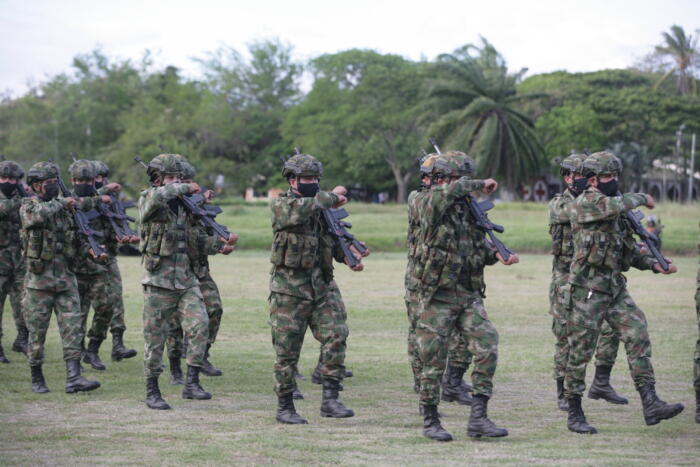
[215,174,225,195]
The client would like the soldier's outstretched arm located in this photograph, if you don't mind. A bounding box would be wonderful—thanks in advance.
[19,198,64,228]
[573,192,648,223]
[0,197,21,217]
[423,177,487,227]
[271,191,338,231]
[548,196,571,224]
[139,183,191,221]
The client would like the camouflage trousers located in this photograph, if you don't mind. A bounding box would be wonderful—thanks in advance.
[0,268,26,339]
[76,271,114,342]
[142,285,208,378]
[269,284,348,397]
[564,285,655,398]
[167,272,224,358]
[23,286,83,366]
[406,298,473,387]
[80,261,127,337]
[694,267,699,391]
[416,291,498,405]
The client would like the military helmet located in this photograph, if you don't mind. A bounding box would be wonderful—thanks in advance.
[582,151,623,177]
[147,153,185,178]
[68,159,97,179]
[92,160,110,177]
[282,154,323,178]
[0,160,24,179]
[432,152,475,178]
[419,153,440,175]
[26,161,60,185]
[181,161,197,180]
[559,153,587,177]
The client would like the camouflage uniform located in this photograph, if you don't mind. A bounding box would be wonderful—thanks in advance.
[0,163,27,357]
[694,222,700,423]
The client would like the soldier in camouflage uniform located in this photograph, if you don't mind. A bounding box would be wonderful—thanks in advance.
[166,160,236,385]
[20,162,102,394]
[548,154,627,412]
[139,154,234,409]
[269,153,366,424]
[695,222,700,424]
[414,153,516,441]
[0,159,29,363]
[563,151,683,434]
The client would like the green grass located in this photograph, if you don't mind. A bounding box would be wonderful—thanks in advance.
[1,253,698,465]
[214,201,700,254]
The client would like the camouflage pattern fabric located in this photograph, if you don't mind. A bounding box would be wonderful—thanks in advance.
[694,222,700,391]
[76,271,113,341]
[564,188,659,398]
[405,188,425,386]
[447,331,473,370]
[143,284,208,377]
[106,261,127,333]
[0,189,26,338]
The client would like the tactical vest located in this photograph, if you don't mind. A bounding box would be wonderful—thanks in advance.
[192,223,212,279]
[573,216,636,273]
[22,207,77,274]
[139,206,198,272]
[405,189,425,292]
[0,196,21,248]
[270,210,334,280]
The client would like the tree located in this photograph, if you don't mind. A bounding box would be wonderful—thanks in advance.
[425,38,544,194]
[535,103,605,162]
[652,25,700,95]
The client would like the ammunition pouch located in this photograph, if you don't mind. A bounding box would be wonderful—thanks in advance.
[270,231,321,270]
[549,223,573,257]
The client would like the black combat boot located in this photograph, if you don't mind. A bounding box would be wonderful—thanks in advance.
[638,384,684,426]
[467,394,508,438]
[695,390,699,424]
[320,379,354,418]
[169,357,184,385]
[556,378,569,411]
[30,365,49,393]
[0,340,9,363]
[82,339,107,371]
[345,369,353,378]
[111,330,137,361]
[292,386,304,400]
[182,365,212,400]
[587,365,628,404]
[422,404,453,441]
[146,376,171,410]
[276,392,308,424]
[441,365,473,406]
[567,395,597,434]
[200,344,222,377]
[65,359,101,393]
[12,325,28,355]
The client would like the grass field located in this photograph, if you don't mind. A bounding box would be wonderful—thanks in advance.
[0,252,698,465]
[215,201,700,254]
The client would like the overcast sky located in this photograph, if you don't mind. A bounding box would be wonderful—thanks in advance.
[1,0,698,96]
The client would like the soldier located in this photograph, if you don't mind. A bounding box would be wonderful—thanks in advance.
[0,159,29,363]
[92,160,139,362]
[415,153,515,441]
[564,151,683,434]
[269,153,366,424]
[138,154,234,409]
[166,160,236,385]
[68,159,120,371]
[695,221,700,424]
[548,154,627,412]
[20,161,101,393]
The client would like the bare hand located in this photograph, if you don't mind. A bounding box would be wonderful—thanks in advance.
[351,243,370,258]
[644,194,655,209]
[204,190,215,201]
[63,197,76,208]
[100,195,112,204]
[344,260,364,272]
[333,194,348,208]
[223,233,239,245]
[130,235,140,244]
[220,244,235,255]
[188,182,201,194]
[482,179,498,194]
[653,262,677,274]
[497,252,519,265]
[332,186,347,196]
[105,183,121,193]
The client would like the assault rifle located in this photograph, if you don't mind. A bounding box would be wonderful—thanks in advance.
[134,156,231,241]
[321,207,368,268]
[428,137,514,262]
[51,160,105,257]
[618,192,669,271]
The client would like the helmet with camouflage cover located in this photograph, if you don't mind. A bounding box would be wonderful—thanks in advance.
[92,160,110,177]
[432,151,475,178]
[559,153,587,177]
[68,159,97,179]
[0,160,25,179]
[419,153,440,175]
[147,153,186,179]
[282,153,323,179]
[582,151,623,178]
[26,161,60,186]
[181,161,197,180]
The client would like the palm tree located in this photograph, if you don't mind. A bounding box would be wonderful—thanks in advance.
[425,38,544,194]
[653,25,699,95]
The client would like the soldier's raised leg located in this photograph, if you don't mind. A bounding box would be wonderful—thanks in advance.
[199,273,223,377]
[588,320,628,404]
[106,262,137,361]
[178,286,211,400]
[166,316,184,385]
[442,331,473,406]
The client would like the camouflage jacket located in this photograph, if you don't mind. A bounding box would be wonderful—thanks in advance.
[190,217,226,279]
[70,195,114,276]
[0,190,24,276]
[569,187,657,294]
[269,189,344,301]
[548,189,575,275]
[20,196,98,292]
[404,188,427,300]
[417,177,498,303]
[138,183,199,290]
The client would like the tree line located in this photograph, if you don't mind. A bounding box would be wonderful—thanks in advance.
[1,26,699,202]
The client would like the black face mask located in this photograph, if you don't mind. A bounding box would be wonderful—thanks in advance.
[597,179,619,197]
[297,182,320,198]
[74,184,96,197]
[0,182,17,198]
[42,182,60,200]
[94,181,104,190]
[570,178,588,196]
